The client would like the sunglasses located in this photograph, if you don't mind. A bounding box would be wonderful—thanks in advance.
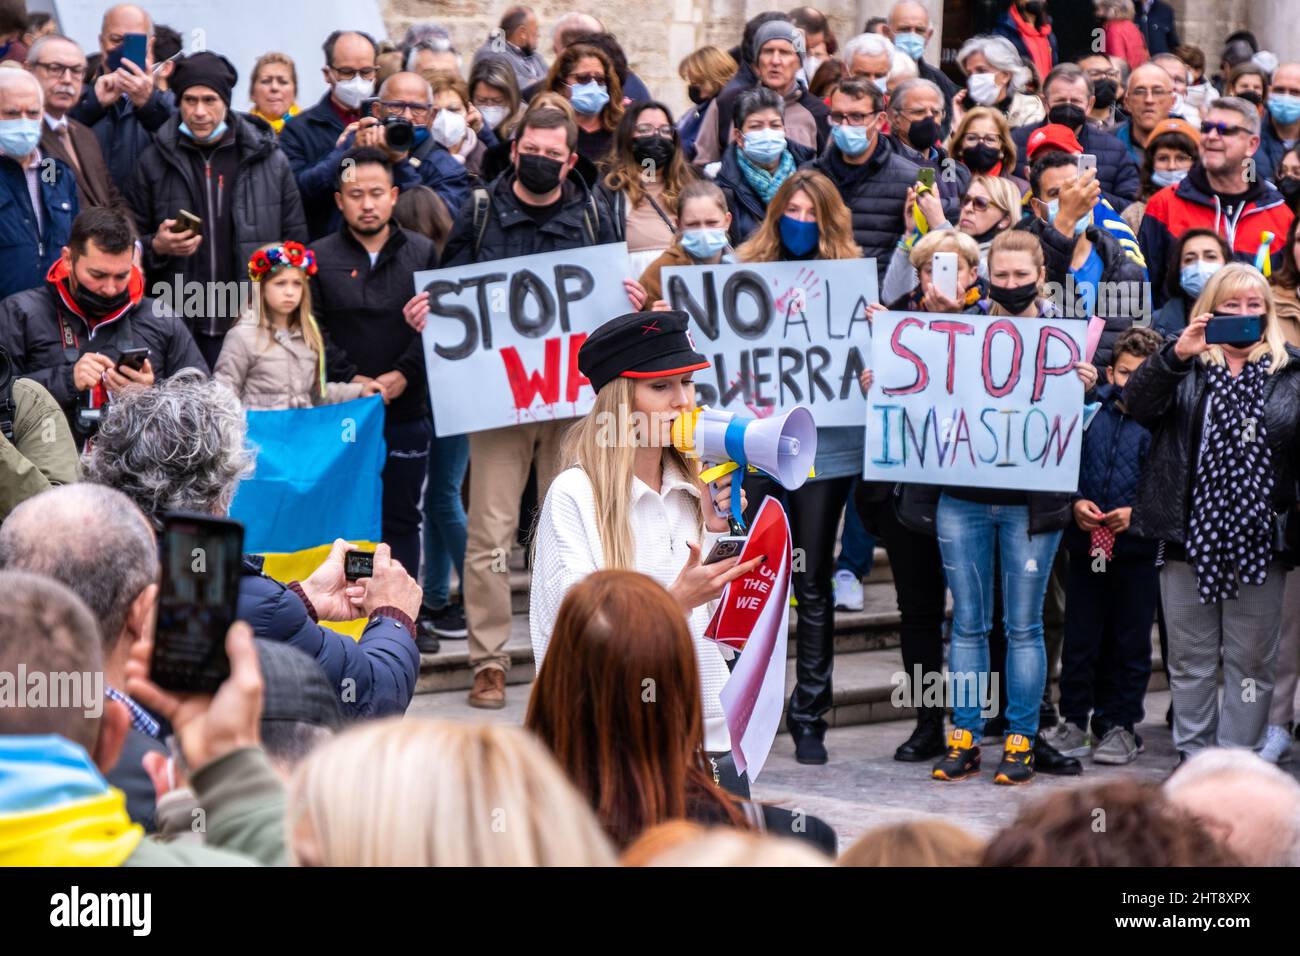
[1200,120,1249,137]
[959,194,1000,212]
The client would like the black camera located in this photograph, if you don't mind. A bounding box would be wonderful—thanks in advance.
[382,115,415,152]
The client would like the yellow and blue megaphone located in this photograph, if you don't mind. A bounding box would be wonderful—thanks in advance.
[671,405,817,532]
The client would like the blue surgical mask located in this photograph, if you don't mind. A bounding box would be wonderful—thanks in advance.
[894,32,926,61]
[831,122,870,157]
[741,128,786,165]
[1268,93,1300,126]
[779,215,819,256]
[680,227,729,260]
[1180,259,1223,298]
[0,118,40,159]
[569,80,609,115]
[412,126,431,146]
[1151,167,1188,188]
[179,120,229,143]
[1046,198,1090,236]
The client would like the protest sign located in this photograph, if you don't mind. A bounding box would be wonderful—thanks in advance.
[415,243,632,435]
[863,311,1088,492]
[660,258,877,423]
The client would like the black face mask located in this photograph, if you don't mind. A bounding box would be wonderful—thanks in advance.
[989,280,1039,314]
[1278,176,1300,204]
[631,134,676,169]
[1048,103,1086,132]
[516,152,565,194]
[1238,90,1264,107]
[1092,79,1118,110]
[906,116,940,152]
[1022,0,1046,16]
[519,43,535,57]
[687,84,706,105]
[961,143,1002,174]
[71,277,131,318]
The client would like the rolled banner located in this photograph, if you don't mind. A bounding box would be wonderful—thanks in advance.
[1255,231,1275,278]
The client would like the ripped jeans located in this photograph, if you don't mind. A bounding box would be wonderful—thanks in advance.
[936,494,1063,739]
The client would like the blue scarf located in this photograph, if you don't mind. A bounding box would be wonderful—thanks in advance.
[736,148,795,204]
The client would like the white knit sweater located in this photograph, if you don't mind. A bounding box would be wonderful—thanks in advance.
[529,460,732,753]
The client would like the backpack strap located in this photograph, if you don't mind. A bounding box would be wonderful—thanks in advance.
[583,192,601,245]
[471,187,491,258]
[0,357,14,444]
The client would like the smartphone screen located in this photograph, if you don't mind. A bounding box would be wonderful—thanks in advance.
[150,513,244,694]
[116,348,149,372]
[344,550,374,580]
[121,33,148,71]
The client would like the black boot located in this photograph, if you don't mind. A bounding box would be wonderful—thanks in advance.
[791,724,828,765]
[895,709,946,762]
[1033,732,1082,775]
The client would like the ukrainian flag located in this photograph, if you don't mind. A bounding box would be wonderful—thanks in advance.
[1090,198,1148,274]
[230,395,386,638]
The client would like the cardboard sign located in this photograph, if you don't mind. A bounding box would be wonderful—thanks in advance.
[863,311,1088,492]
[415,243,632,436]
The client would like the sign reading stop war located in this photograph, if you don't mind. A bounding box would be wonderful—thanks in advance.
[863,311,1088,492]
[415,243,632,436]
[660,258,877,424]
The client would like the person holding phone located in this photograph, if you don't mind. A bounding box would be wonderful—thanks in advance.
[1124,263,1300,766]
[529,311,759,787]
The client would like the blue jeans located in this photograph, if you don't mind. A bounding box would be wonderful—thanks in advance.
[835,479,876,578]
[421,430,469,609]
[936,494,1062,738]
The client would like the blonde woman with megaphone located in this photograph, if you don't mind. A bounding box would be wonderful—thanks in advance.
[529,310,763,795]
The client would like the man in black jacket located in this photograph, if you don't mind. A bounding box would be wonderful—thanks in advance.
[887,77,967,223]
[123,52,307,368]
[0,206,206,446]
[1134,0,1181,58]
[807,77,920,288]
[884,0,960,140]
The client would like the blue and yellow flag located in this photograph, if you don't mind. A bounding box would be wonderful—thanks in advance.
[230,395,386,637]
[1090,198,1148,274]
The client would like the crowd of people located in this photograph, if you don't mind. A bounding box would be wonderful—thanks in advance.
[2,0,1300,867]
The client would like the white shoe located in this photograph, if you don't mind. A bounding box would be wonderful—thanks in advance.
[1260,724,1293,764]
[833,568,864,611]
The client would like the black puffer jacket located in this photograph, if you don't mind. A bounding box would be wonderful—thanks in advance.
[714,140,814,248]
[1011,121,1140,212]
[806,135,921,289]
[1124,340,1300,546]
[895,481,1072,538]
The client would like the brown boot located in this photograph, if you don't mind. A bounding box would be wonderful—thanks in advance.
[468,667,506,709]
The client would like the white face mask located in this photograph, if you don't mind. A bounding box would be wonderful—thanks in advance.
[968,72,1001,106]
[478,104,508,129]
[432,107,467,148]
[803,55,823,80]
[333,75,374,110]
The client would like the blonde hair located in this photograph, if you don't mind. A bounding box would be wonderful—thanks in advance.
[250,243,326,387]
[287,718,617,866]
[909,228,981,272]
[838,820,986,867]
[645,829,832,867]
[556,376,703,571]
[1191,262,1291,372]
[988,228,1045,276]
[678,46,738,98]
[946,106,1018,173]
[1097,0,1136,20]
[967,174,1021,223]
[736,170,863,264]
[620,821,710,866]
[250,51,298,96]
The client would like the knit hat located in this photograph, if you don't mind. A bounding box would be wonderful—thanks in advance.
[1148,116,1200,146]
[170,51,239,107]
[578,311,709,393]
[751,20,804,64]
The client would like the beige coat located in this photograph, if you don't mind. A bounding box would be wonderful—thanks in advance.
[1272,282,1300,348]
[214,319,365,410]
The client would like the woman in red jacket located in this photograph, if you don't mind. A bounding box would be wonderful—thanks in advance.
[1098,0,1149,68]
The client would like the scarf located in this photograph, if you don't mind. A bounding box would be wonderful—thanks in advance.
[0,736,143,866]
[736,148,795,205]
[252,102,300,135]
[1009,4,1054,85]
[1186,356,1275,603]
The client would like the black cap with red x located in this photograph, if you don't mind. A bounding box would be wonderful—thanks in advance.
[577,310,710,393]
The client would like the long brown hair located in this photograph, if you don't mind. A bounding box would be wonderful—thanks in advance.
[736,169,862,263]
[525,570,751,848]
[602,100,695,211]
[545,43,624,133]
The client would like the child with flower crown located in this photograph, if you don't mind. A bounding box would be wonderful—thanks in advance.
[214,241,385,409]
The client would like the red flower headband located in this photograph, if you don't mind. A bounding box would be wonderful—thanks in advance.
[248,241,318,281]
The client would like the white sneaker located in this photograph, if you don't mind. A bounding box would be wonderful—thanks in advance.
[1260,724,1293,764]
[833,568,864,611]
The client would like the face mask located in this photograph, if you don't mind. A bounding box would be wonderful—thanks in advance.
[1092,79,1118,110]
[333,75,374,111]
[961,142,1002,173]
[804,56,823,80]
[741,128,786,165]
[431,108,466,148]
[832,122,870,157]
[179,120,228,143]
[1179,259,1222,298]
[968,72,1001,106]
[71,276,132,317]
[1278,176,1300,203]
[894,32,926,62]
[516,152,565,194]
[519,43,535,57]
[680,227,729,260]
[1150,167,1188,188]
[1048,103,1086,132]
[906,116,939,152]
[687,85,706,105]
[872,76,889,96]
[989,280,1039,313]
[1046,198,1090,235]
[1237,90,1263,108]
[0,118,41,159]
[632,134,676,169]
[569,80,609,115]
[478,104,508,129]
[1268,94,1300,126]
[779,215,819,256]
[1185,81,1213,109]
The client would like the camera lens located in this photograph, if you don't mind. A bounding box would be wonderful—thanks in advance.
[385,117,415,151]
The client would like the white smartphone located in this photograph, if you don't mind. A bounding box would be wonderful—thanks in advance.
[1077,153,1097,177]
[932,251,958,301]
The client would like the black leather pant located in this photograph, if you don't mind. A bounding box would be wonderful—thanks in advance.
[743,473,854,739]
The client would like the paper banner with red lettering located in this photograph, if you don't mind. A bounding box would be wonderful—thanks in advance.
[709,496,792,780]
[863,310,1087,492]
[414,243,632,436]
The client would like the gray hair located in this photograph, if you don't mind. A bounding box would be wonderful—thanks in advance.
[553,12,603,50]
[889,77,941,115]
[1043,62,1093,99]
[26,34,86,66]
[734,86,784,127]
[84,370,254,523]
[889,0,930,26]
[0,68,44,108]
[400,22,450,53]
[842,32,894,68]
[888,49,919,83]
[0,484,158,653]
[1209,95,1262,136]
[957,35,1031,93]
[405,37,461,74]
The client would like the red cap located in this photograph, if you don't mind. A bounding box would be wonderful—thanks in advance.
[1026,123,1083,160]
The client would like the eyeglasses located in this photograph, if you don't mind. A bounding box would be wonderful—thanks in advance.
[32,62,87,80]
[962,132,1001,147]
[959,194,1000,212]
[633,124,675,138]
[566,73,606,86]
[332,66,377,81]
[1200,120,1249,137]
[381,100,432,118]
[898,107,942,121]
[829,111,879,126]
[1130,87,1170,100]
